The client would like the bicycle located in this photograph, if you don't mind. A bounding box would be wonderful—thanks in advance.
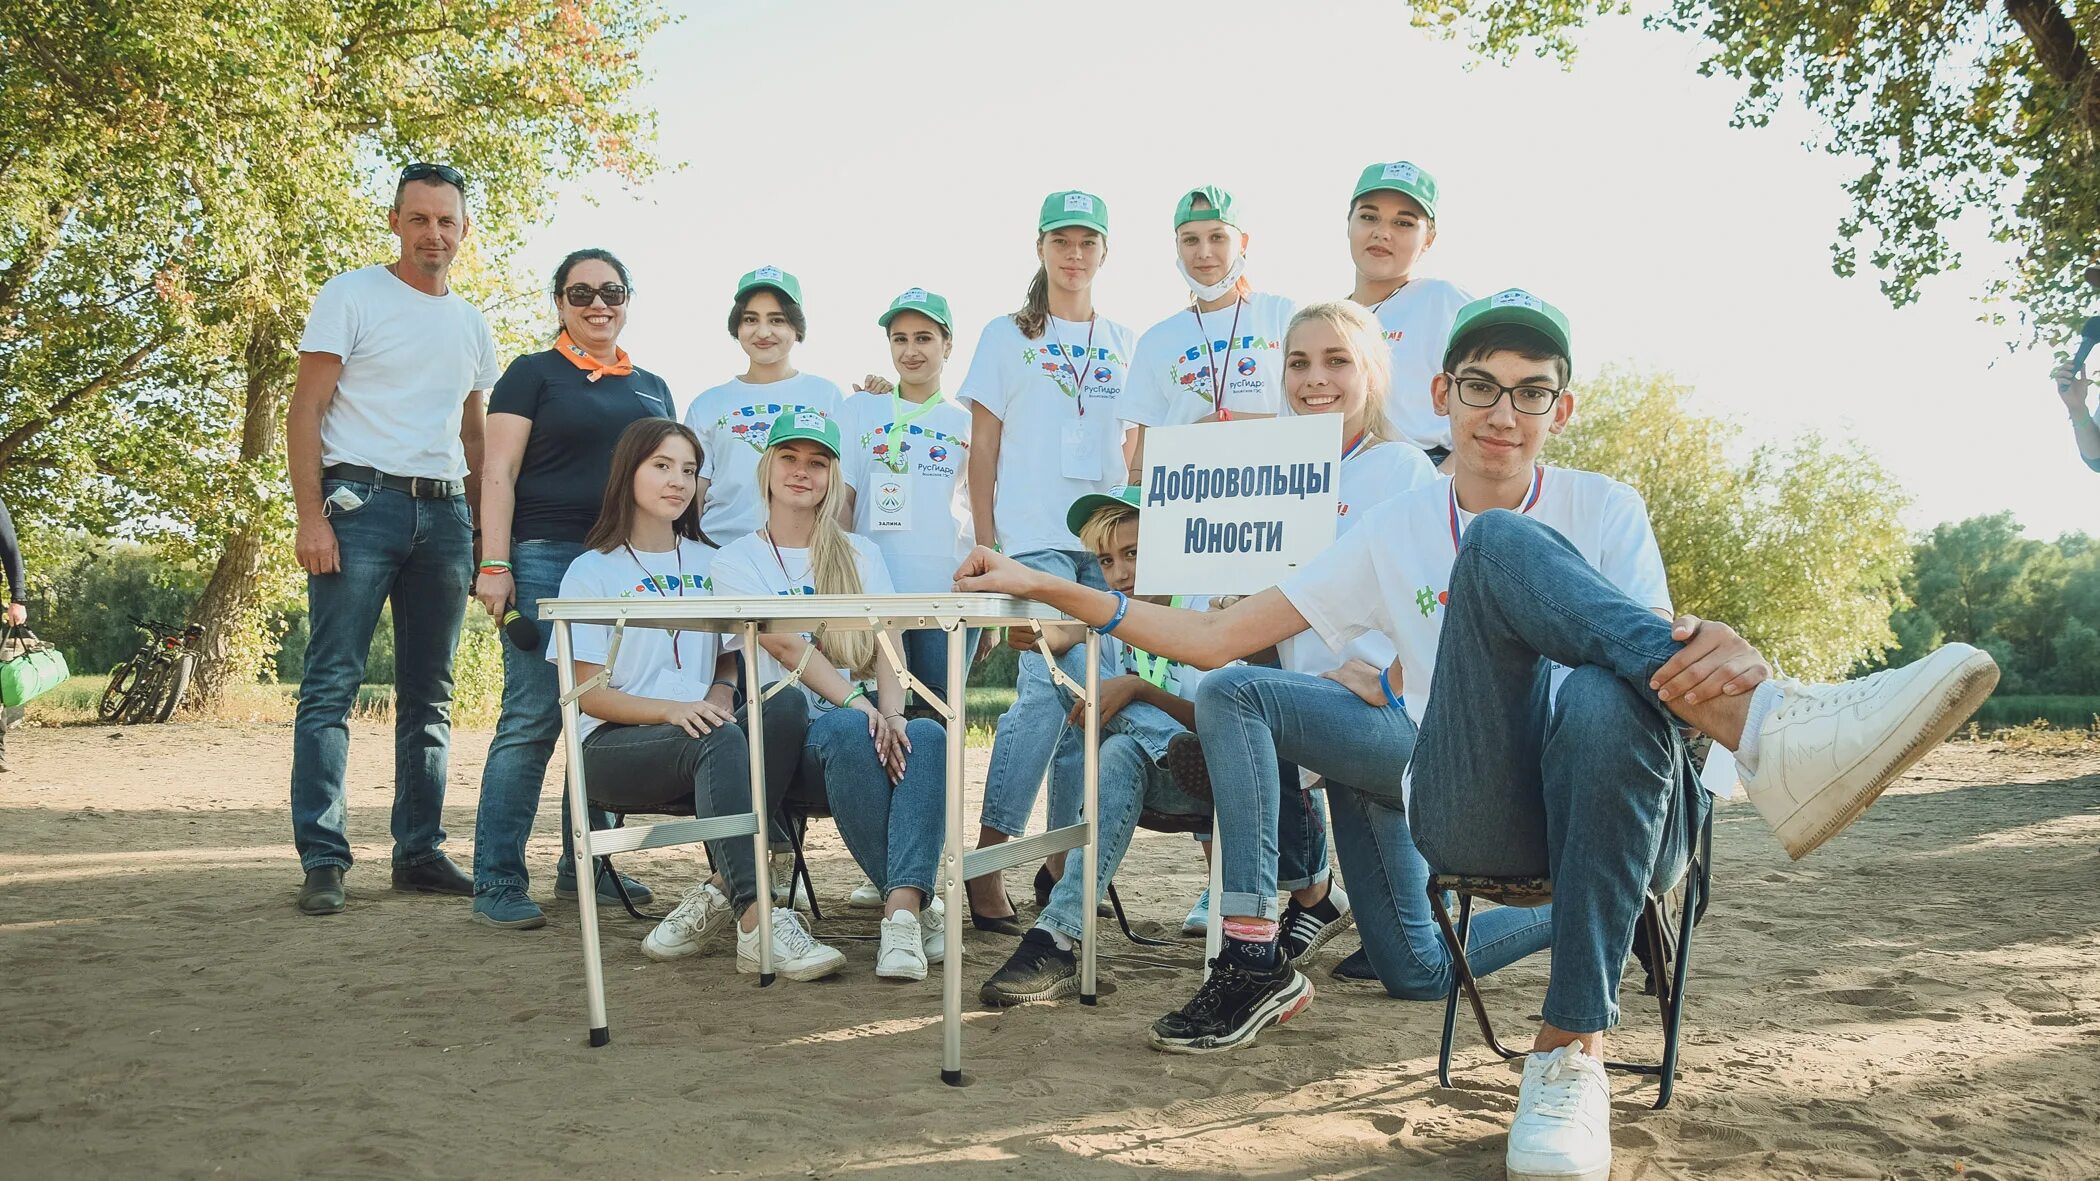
[98,617,202,724]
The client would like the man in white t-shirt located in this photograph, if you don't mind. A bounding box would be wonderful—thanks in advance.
[1346,160,1473,463]
[285,163,501,917]
[955,288,1997,1180]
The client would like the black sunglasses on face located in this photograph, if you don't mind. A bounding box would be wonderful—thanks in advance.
[563,283,630,308]
[399,162,467,191]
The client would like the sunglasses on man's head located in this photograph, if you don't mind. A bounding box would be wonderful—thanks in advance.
[563,283,630,308]
[399,162,467,190]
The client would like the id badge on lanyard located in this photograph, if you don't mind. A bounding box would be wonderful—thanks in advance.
[1061,421,1101,481]
[870,477,910,531]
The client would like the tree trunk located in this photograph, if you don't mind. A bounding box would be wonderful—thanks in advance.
[187,316,294,711]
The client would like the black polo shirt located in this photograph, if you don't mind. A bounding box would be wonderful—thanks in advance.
[488,348,674,543]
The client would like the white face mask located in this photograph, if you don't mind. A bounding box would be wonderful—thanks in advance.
[1177,244,1247,303]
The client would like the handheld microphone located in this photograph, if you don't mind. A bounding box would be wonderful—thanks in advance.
[501,608,542,652]
[2073,316,2100,373]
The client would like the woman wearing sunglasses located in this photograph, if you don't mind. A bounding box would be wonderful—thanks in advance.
[469,248,676,930]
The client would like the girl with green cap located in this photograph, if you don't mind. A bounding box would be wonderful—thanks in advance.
[1123,185,1298,480]
[1346,160,1474,465]
[955,189,1137,931]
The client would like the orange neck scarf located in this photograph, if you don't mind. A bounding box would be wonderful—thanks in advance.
[555,331,633,382]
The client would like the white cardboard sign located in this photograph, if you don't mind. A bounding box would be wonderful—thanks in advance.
[1135,415,1340,596]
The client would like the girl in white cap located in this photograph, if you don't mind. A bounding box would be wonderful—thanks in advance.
[955,190,1137,931]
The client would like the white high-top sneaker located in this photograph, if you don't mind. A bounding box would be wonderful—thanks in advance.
[1742,642,1998,858]
[641,882,732,962]
[847,878,884,909]
[1506,1042,1611,1181]
[877,909,930,981]
[736,906,846,982]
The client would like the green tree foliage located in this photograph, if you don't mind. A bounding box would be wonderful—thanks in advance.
[1887,510,2100,693]
[1,1,667,705]
[1406,0,2100,345]
[1544,366,1912,680]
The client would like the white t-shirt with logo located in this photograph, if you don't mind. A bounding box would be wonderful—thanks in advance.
[956,313,1136,557]
[1281,467,1670,734]
[1367,278,1472,453]
[1124,293,1296,427]
[683,372,847,541]
[298,265,502,480]
[839,391,974,593]
[709,529,897,719]
[550,539,723,742]
[1274,440,1440,678]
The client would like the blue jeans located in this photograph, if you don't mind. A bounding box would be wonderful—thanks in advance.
[904,627,980,706]
[1196,664,1553,998]
[1037,733,1211,943]
[803,707,947,900]
[980,549,1109,837]
[1409,510,1708,1033]
[291,481,472,871]
[471,538,618,896]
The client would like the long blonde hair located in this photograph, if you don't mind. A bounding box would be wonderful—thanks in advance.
[755,444,878,678]
[1285,300,1398,448]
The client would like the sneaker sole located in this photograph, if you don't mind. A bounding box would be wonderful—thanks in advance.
[473,911,548,931]
[980,971,1081,1006]
[1147,970,1315,1055]
[1770,647,1999,860]
[1506,1159,1610,1181]
[1163,734,1214,803]
[739,949,847,982]
[297,899,345,916]
[876,957,929,982]
[1285,909,1357,964]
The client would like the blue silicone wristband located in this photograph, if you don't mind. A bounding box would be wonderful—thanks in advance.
[1097,590,1131,636]
[1380,667,1402,709]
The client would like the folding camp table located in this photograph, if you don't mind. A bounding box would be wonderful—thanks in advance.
[539,593,1102,1084]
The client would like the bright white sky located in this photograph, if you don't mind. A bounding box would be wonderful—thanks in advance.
[510,0,2091,540]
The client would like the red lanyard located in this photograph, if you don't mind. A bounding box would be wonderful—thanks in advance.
[764,529,811,593]
[1190,298,1244,420]
[622,542,686,668]
[1047,317,1098,416]
[1448,466,1544,552]
[1341,430,1369,461]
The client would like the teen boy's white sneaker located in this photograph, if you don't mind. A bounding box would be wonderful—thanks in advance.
[768,852,805,908]
[1742,643,1998,859]
[1506,1042,1611,1181]
[642,882,732,962]
[848,878,883,909]
[877,910,930,981]
[737,906,846,982]
[919,900,946,962]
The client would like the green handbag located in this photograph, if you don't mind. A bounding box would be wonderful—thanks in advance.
[1,626,69,708]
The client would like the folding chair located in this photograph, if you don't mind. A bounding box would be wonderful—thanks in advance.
[590,799,692,923]
[1427,800,1712,1110]
[1105,805,1212,948]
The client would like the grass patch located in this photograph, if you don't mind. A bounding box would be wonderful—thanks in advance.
[1970,694,2100,732]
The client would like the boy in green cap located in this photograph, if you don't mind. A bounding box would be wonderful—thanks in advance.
[1347,160,1473,464]
[956,286,1996,1180]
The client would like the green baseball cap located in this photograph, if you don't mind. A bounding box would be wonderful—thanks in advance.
[1350,160,1439,221]
[1040,189,1109,235]
[1173,185,1239,231]
[735,265,803,306]
[1447,288,1573,370]
[877,287,953,332]
[1066,484,1142,537]
[766,408,841,458]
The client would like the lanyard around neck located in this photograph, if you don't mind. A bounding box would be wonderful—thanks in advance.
[1047,317,1098,416]
[1447,467,1544,553]
[1126,596,1187,688]
[1190,298,1245,421]
[622,542,686,668]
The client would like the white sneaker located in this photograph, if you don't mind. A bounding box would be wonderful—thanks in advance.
[876,910,929,981]
[1743,643,1998,858]
[919,901,946,963]
[769,851,804,908]
[641,882,732,962]
[1182,888,1210,937]
[1506,1042,1612,1181]
[737,906,845,982]
[848,878,884,909]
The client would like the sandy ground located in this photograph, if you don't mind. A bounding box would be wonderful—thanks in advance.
[1,720,2097,1180]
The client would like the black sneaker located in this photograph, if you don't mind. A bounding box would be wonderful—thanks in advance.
[1330,946,1381,982]
[1278,883,1354,963]
[1147,943,1313,1054]
[1163,732,1213,804]
[980,928,1079,1006]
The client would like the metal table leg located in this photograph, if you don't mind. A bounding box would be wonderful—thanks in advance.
[743,621,773,985]
[553,620,611,1046]
[941,621,967,1085]
[1079,630,1101,1003]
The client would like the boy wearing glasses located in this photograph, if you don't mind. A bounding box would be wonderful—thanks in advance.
[286,162,501,915]
[955,288,1996,1180]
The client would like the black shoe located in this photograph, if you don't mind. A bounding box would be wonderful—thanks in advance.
[297,866,346,915]
[1163,732,1213,804]
[1033,863,1112,918]
[1330,946,1380,982]
[1147,942,1313,1054]
[969,891,1028,937]
[391,855,473,896]
[979,928,1080,1006]
[1278,883,1354,963]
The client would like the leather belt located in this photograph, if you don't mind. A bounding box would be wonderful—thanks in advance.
[322,463,465,499]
